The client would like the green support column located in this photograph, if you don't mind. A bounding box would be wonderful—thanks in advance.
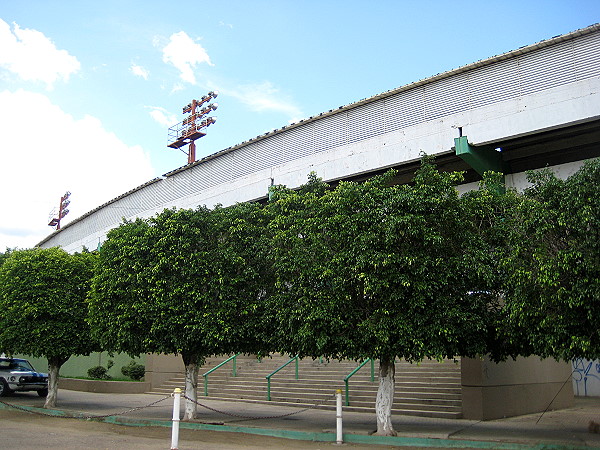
[454,136,507,192]
[454,136,508,176]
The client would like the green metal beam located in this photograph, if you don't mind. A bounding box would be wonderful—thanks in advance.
[454,136,507,176]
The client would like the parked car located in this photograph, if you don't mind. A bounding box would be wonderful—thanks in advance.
[0,357,48,397]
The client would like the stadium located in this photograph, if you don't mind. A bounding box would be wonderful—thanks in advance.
[38,24,600,420]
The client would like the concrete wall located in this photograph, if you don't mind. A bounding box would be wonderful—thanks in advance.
[145,353,184,390]
[58,377,150,394]
[461,356,574,420]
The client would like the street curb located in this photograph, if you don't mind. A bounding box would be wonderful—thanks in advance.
[0,402,592,450]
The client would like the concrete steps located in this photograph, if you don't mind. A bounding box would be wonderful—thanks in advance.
[148,355,462,419]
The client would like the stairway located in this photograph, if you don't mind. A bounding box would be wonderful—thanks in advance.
[147,355,462,419]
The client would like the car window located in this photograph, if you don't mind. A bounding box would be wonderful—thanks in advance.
[11,361,35,371]
[0,360,35,371]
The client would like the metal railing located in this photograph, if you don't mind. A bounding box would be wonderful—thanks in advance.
[202,354,239,397]
[265,355,299,401]
[343,359,375,406]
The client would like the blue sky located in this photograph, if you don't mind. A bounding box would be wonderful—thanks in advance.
[1,0,598,249]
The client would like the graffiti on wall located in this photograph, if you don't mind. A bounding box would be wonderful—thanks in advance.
[572,359,600,397]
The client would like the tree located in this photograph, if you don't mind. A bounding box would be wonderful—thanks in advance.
[495,159,600,361]
[0,248,16,267]
[267,160,497,435]
[0,247,97,408]
[89,203,273,419]
[459,172,528,361]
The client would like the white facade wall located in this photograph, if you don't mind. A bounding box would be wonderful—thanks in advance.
[40,74,600,253]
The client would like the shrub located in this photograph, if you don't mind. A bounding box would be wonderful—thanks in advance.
[87,359,114,380]
[121,360,145,381]
[87,365,110,380]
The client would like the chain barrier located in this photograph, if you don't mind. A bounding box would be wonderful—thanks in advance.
[0,395,172,420]
[1,391,336,422]
[182,392,336,421]
[0,399,54,417]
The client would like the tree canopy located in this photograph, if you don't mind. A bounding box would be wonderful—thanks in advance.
[0,247,97,407]
[0,248,16,267]
[11,155,593,429]
[266,160,503,434]
[496,159,600,361]
[89,202,273,418]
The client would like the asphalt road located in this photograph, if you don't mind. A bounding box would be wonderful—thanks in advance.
[3,389,599,449]
[1,409,387,450]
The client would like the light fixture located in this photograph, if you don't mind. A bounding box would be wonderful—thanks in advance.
[167,92,220,164]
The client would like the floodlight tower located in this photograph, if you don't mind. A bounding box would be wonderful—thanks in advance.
[167,91,218,164]
[48,191,71,230]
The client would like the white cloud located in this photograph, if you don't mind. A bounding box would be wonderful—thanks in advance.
[130,63,149,80]
[0,19,80,88]
[161,31,213,84]
[226,81,303,119]
[170,83,184,93]
[147,106,177,128]
[0,89,155,250]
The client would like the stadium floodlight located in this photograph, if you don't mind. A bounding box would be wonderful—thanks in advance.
[167,92,220,164]
[48,191,71,230]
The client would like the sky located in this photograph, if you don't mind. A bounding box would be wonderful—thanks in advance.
[0,1,598,250]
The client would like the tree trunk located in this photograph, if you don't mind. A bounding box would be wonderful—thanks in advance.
[44,356,67,409]
[375,357,397,436]
[181,352,201,420]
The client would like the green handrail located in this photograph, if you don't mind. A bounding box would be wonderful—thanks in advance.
[202,354,239,397]
[343,359,375,406]
[265,355,298,401]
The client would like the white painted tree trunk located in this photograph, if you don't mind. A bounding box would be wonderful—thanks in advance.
[183,361,199,420]
[44,363,60,409]
[375,358,397,436]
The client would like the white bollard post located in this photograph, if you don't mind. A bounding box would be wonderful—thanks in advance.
[171,388,181,450]
[336,389,343,445]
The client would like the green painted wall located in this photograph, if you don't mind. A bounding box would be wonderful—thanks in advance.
[13,352,146,379]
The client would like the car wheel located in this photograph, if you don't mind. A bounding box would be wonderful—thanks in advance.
[0,378,12,397]
[37,388,48,397]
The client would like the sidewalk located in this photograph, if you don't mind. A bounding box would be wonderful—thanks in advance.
[1,389,599,449]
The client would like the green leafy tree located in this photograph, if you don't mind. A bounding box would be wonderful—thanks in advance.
[0,248,16,267]
[89,203,273,419]
[0,247,98,408]
[459,172,527,361]
[267,160,497,435]
[496,159,600,361]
